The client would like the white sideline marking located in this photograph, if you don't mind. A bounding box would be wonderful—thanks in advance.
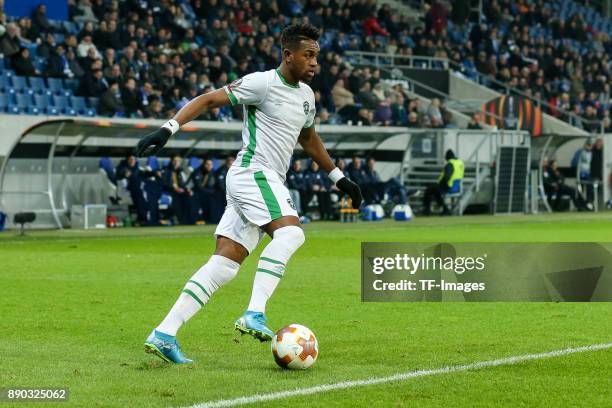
[183,342,612,408]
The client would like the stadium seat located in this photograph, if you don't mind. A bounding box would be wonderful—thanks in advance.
[9,76,28,95]
[47,77,71,97]
[99,157,116,184]
[188,157,202,171]
[28,76,47,95]
[146,156,160,171]
[0,93,9,112]
[87,97,100,110]
[70,96,86,114]
[65,79,79,93]
[9,93,33,114]
[52,95,76,115]
[2,69,15,80]
[34,94,51,113]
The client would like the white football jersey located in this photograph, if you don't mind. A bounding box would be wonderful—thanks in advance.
[223,69,316,180]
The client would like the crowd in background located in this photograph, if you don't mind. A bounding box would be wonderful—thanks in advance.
[0,0,460,128]
[422,0,612,131]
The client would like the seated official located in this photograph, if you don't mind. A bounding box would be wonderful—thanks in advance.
[423,149,464,216]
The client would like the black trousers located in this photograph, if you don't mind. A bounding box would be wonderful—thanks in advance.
[423,183,448,214]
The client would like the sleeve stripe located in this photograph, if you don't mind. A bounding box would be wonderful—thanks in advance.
[224,86,238,105]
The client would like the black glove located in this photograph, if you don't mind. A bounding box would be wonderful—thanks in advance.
[337,177,362,209]
[135,127,171,157]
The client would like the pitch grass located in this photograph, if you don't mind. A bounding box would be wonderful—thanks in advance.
[1,213,611,407]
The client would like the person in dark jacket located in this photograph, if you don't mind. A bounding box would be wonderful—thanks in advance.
[121,78,143,117]
[116,154,160,225]
[590,138,604,181]
[162,155,193,225]
[286,159,307,214]
[304,160,333,220]
[11,47,39,77]
[190,158,220,223]
[347,155,374,203]
[365,157,408,205]
[99,80,125,116]
[543,159,590,211]
[214,155,234,195]
[77,68,107,97]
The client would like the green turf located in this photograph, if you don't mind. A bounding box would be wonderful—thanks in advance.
[1,213,611,407]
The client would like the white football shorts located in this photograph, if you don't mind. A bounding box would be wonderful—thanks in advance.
[214,165,299,253]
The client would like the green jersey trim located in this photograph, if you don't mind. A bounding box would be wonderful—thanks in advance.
[241,105,257,167]
[254,171,282,220]
[223,86,238,105]
[275,69,300,88]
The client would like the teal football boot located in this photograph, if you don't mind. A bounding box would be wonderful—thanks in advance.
[234,311,274,342]
[144,330,193,364]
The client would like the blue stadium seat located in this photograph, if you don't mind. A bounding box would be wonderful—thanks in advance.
[53,95,76,115]
[99,157,116,184]
[46,77,63,94]
[0,76,6,92]
[9,76,28,95]
[34,94,51,113]
[2,69,15,80]
[46,77,71,97]
[65,79,79,93]
[9,93,33,114]
[188,157,202,171]
[28,76,47,94]
[70,96,95,116]
[0,93,9,112]
[147,156,160,171]
[88,97,100,110]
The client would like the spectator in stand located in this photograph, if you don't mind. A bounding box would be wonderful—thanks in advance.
[99,80,125,117]
[428,98,444,128]
[304,160,333,220]
[163,154,193,225]
[121,78,143,118]
[31,4,55,37]
[286,159,307,215]
[11,47,39,77]
[77,68,107,97]
[332,78,360,123]
[144,99,166,119]
[467,111,484,129]
[0,23,22,58]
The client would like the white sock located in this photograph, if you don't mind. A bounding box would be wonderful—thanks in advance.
[156,255,240,336]
[247,226,305,313]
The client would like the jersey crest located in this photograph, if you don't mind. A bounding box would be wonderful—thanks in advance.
[303,101,310,116]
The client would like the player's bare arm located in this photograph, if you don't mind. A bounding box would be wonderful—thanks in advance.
[299,126,363,209]
[135,89,230,156]
[298,126,335,173]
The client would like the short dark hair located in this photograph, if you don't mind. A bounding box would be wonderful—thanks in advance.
[280,23,320,50]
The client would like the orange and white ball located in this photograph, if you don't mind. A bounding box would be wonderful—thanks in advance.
[271,324,318,370]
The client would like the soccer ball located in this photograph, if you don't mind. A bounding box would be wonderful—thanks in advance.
[271,324,318,370]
